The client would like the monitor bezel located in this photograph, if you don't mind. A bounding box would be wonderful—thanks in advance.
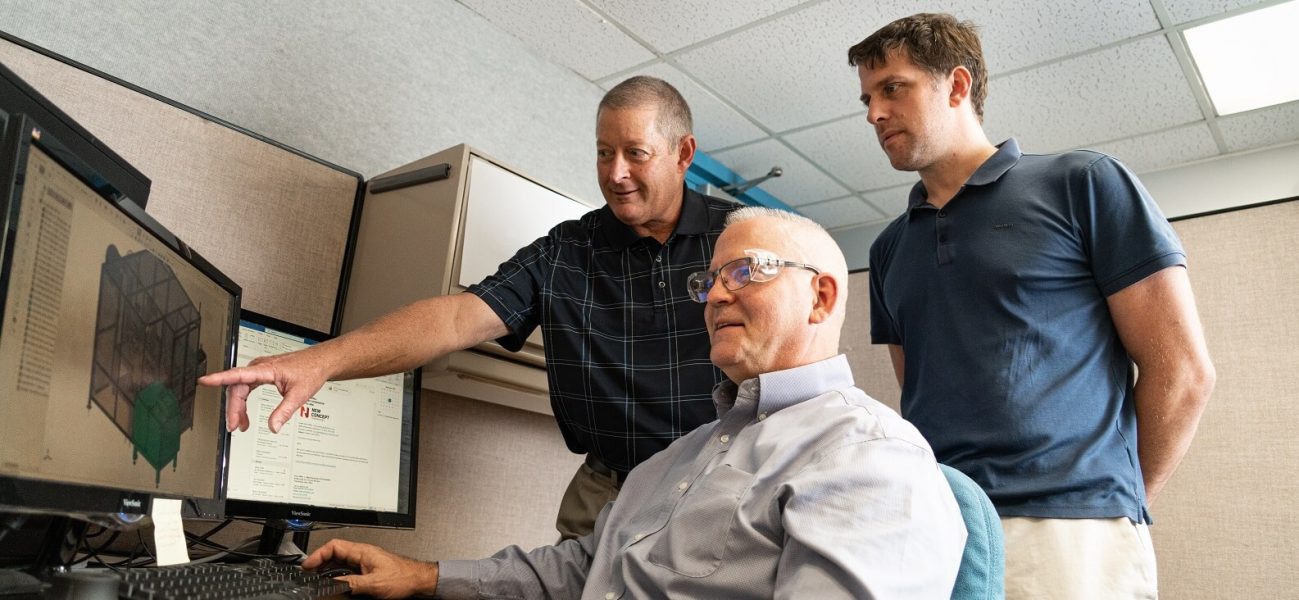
[224,309,421,530]
[0,114,241,524]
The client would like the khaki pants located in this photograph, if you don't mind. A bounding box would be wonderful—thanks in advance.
[555,458,622,541]
[1002,516,1159,600]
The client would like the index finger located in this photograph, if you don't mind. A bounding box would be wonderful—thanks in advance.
[197,364,278,387]
[303,539,356,570]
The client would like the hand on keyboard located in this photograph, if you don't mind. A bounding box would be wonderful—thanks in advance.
[303,539,438,599]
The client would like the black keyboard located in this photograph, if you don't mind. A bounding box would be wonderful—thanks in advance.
[114,559,351,600]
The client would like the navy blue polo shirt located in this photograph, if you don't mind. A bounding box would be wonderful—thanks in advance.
[869,139,1185,523]
[468,187,735,475]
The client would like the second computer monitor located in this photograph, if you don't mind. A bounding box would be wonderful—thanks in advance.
[224,311,419,529]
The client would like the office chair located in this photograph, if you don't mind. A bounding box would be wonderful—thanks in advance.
[940,464,1005,600]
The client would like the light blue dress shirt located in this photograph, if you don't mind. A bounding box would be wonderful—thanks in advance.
[437,355,966,598]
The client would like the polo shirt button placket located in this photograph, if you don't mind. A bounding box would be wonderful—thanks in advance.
[936,209,952,265]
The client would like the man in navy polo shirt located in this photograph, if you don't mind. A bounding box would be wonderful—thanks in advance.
[848,13,1216,599]
[201,76,736,540]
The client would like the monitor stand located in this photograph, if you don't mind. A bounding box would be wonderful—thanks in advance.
[0,514,85,578]
[255,519,313,558]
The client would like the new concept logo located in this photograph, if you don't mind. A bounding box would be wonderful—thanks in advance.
[298,404,331,421]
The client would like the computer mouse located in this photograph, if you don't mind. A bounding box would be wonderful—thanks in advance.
[317,564,361,578]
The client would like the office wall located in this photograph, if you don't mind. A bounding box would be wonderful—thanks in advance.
[1156,200,1298,598]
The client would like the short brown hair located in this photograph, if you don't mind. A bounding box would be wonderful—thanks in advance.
[598,76,694,144]
[847,13,988,121]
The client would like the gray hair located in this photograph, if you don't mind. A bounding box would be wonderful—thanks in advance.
[598,76,694,144]
[725,206,824,232]
[724,206,848,284]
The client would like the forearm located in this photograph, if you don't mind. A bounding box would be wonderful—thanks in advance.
[1134,358,1215,503]
[437,537,594,599]
[313,292,507,381]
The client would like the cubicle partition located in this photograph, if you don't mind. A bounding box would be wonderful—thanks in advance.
[0,33,362,334]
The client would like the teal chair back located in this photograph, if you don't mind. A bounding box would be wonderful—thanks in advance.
[940,464,1005,599]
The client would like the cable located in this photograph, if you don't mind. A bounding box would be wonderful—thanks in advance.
[0,513,28,545]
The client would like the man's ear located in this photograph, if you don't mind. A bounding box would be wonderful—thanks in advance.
[808,273,838,324]
[948,65,973,109]
[676,134,697,173]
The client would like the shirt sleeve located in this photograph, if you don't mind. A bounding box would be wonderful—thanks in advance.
[1073,155,1186,297]
[435,504,608,599]
[774,438,967,599]
[465,230,556,352]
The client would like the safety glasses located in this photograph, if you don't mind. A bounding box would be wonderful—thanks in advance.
[686,249,820,303]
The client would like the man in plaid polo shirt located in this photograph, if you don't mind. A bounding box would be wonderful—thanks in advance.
[202,75,737,539]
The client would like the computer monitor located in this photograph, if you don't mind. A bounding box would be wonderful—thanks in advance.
[224,311,419,531]
[0,113,240,526]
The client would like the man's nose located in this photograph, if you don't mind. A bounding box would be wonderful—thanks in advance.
[606,154,630,182]
[706,279,734,305]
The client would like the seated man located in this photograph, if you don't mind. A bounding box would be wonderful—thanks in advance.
[304,207,967,599]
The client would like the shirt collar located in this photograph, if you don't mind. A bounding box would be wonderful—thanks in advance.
[906,137,1022,217]
[712,355,855,420]
[598,184,707,250]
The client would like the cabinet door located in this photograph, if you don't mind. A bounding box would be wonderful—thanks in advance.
[457,155,590,289]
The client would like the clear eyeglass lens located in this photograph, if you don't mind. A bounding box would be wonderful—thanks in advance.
[723,260,753,290]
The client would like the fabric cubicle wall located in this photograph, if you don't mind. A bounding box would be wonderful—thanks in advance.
[0,34,361,334]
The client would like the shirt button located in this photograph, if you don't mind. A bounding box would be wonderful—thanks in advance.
[606,593,616,600]
[634,533,645,541]
[677,481,688,491]
[937,210,947,217]
[656,256,662,262]
[658,281,666,288]
[720,434,730,444]
[758,412,767,421]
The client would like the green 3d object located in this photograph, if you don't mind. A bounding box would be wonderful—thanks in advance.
[131,382,182,484]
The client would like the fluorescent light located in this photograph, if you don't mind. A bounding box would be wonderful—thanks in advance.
[1184,0,1299,115]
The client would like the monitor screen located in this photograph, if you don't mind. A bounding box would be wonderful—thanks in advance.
[0,115,240,524]
[224,311,419,529]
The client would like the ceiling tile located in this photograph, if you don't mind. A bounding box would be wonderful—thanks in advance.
[600,62,766,151]
[1218,100,1299,152]
[590,0,807,53]
[673,0,1159,133]
[982,35,1204,154]
[1160,0,1268,24]
[783,116,920,191]
[862,183,916,219]
[964,0,1159,73]
[1085,123,1221,173]
[673,0,887,132]
[796,195,887,228]
[459,0,654,79]
[711,138,852,206]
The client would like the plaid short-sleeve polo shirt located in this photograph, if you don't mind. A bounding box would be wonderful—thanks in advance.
[468,187,736,474]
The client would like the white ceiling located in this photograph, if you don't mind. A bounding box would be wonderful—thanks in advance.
[456,0,1299,232]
